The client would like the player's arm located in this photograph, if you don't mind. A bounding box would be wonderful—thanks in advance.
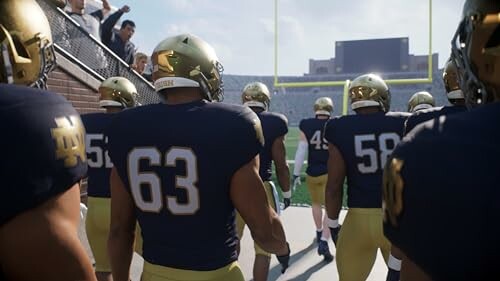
[231,156,288,256]
[0,184,96,281]
[272,135,291,206]
[293,131,307,187]
[108,167,136,281]
[325,143,345,244]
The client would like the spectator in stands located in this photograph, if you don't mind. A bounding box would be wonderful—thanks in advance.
[67,0,111,41]
[101,7,136,65]
[132,52,153,82]
[132,52,147,74]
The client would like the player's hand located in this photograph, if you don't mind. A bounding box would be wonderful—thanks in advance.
[292,175,301,191]
[276,242,290,274]
[329,224,341,246]
[283,197,291,209]
[386,268,400,281]
[282,191,291,210]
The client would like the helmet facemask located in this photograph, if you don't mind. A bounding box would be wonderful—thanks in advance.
[452,10,500,107]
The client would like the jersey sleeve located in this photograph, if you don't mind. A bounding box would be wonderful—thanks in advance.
[275,113,289,137]
[0,86,87,226]
[299,119,305,132]
[90,9,104,21]
[323,118,341,147]
[225,107,264,174]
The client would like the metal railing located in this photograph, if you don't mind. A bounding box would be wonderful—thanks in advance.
[37,0,160,105]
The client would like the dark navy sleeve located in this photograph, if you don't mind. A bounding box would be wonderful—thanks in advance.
[0,85,87,226]
[90,9,104,21]
[275,114,288,137]
[323,118,341,147]
[225,107,264,174]
[299,119,305,132]
[101,10,123,45]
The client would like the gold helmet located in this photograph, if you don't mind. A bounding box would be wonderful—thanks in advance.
[314,97,333,116]
[0,0,56,88]
[451,0,500,106]
[99,77,138,108]
[349,73,391,112]
[241,82,271,110]
[151,34,224,102]
[443,56,464,102]
[407,91,435,113]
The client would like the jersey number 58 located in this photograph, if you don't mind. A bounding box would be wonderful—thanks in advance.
[354,133,400,174]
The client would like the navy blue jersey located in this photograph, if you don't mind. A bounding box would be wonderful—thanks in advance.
[404,105,467,135]
[0,84,87,226]
[324,112,408,208]
[106,100,263,270]
[81,113,114,198]
[257,111,288,181]
[299,118,329,176]
[384,103,500,281]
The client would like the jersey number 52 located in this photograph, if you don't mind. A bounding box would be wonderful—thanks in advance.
[86,134,113,168]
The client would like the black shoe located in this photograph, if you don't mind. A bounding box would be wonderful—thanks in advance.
[318,240,334,262]
[316,231,322,244]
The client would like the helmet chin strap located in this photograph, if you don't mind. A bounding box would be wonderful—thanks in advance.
[1,42,14,84]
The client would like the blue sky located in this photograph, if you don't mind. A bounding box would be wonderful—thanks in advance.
[106,0,465,76]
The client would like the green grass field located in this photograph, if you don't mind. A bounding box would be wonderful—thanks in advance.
[273,127,347,207]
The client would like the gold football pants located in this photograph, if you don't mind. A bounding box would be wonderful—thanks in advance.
[336,208,391,281]
[141,261,244,281]
[306,174,327,205]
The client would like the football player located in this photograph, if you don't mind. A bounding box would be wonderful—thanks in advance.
[0,0,96,280]
[403,57,467,135]
[406,91,435,113]
[237,81,291,281]
[106,34,290,281]
[293,97,334,261]
[81,76,137,281]
[383,1,500,280]
[324,74,409,281]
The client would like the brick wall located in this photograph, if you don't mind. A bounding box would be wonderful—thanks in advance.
[47,67,104,114]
